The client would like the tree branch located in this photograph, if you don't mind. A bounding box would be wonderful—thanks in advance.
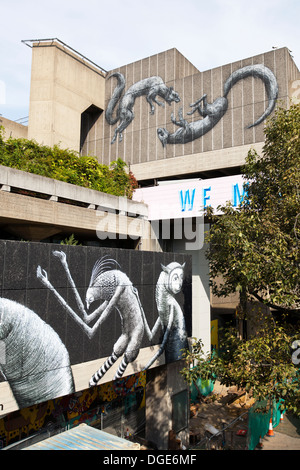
[252,292,300,315]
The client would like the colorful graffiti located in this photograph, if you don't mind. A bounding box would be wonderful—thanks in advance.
[0,372,146,448]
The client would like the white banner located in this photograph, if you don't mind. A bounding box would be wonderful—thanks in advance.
[133,174,248,220]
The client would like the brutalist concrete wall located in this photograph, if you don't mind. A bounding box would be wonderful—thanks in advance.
[87,47,299,181]
[146,361,190,450]
[28,41,106,152]
[84,48,200,164]
[0,240,192,415]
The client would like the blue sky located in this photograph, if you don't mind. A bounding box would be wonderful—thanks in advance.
[0,0,299,121]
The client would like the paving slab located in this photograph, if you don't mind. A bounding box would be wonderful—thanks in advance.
[262,433,300,450]
[261,414,300,450]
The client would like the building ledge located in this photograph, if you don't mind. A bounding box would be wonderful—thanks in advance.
[0,165,148,218]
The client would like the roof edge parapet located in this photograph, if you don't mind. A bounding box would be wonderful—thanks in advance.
[22,38,108,77]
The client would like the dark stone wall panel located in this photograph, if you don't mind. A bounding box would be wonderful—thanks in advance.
[0,240,192,410]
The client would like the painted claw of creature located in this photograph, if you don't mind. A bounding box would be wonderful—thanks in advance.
[36,265,48,282]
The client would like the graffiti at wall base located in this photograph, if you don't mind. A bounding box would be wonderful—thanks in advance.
[0,372,146,449]
[0,241,191,412]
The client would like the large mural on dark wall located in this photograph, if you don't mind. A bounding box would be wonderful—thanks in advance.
[105,65,278,146]
[0,241,191,411]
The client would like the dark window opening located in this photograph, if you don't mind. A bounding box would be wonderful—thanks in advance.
[80,105,102,153]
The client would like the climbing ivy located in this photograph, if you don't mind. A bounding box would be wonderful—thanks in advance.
[0,129,138,198]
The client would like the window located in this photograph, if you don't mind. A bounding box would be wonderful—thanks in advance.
[172,390,188,433]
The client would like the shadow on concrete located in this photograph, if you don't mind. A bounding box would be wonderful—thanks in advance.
[276,414,300,438]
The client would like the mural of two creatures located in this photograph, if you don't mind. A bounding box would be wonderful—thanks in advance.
[0,251,188,408]
[105,64,278,146]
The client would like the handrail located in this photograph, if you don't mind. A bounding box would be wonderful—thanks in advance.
[194,410,249,450]
[22,38,108,77]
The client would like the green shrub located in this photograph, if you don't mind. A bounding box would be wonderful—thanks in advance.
[0,128,138,198]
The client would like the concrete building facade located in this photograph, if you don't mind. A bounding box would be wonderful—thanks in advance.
[26,39,107,153]
[81,46,299,182]
[0,39,299,450]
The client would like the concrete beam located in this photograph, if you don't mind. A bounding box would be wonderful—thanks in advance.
[0,190,148,239]
[131,142,264,182]
[0,165,148,219]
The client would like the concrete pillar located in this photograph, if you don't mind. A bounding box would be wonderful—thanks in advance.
[28,40,106,152]
[145,362,189,450]
[172,223,211,355]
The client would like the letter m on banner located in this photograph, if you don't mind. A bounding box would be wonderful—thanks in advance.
[232,183,249,207]
[179,188,195,211]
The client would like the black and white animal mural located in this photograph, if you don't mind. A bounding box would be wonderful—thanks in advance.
[105,72,180,144]
[0,242,191,411]
[142,262,188,369]
[37,252,189,386]
[0,297,75,409]
[105,65,278,147]
[157,65,278,146]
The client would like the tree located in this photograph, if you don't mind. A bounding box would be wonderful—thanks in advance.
[0,129,138,199]
[206,103,300,314]
[181,104,300,416]
[181,312,300,415]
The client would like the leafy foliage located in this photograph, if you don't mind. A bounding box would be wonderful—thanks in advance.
[60,234,81,246]
[206,103,300,313]
[182,104,300,416]
[181,312,300,415]
[0,129,138,198]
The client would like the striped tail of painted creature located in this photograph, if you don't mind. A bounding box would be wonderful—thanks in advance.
[89,353,118,387]
[114,356,129,379]
[89,354,130,387]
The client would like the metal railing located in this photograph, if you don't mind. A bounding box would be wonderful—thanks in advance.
[191,410,249,450]
[22,38,108,77]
